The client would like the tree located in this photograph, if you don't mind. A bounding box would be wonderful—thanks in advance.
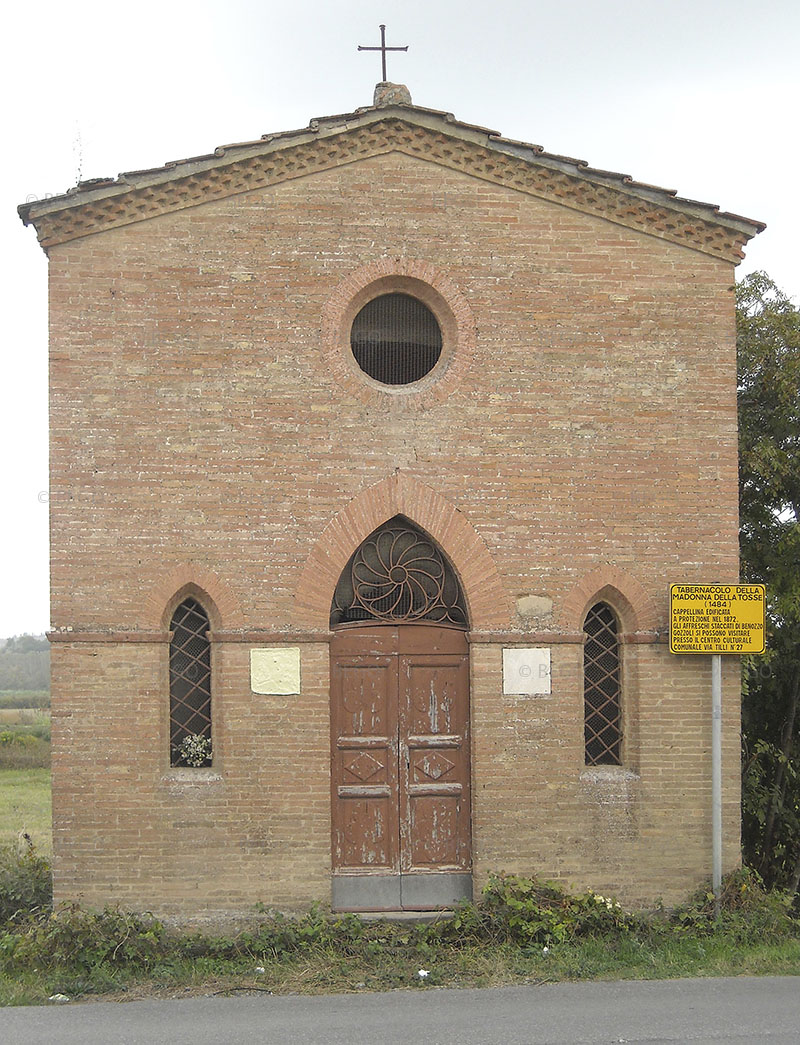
[0,635,50,691]
[737,272,800,892]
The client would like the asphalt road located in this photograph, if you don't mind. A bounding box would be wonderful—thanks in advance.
[2,976,800,1044]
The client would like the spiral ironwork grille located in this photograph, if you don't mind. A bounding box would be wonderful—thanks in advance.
[331,519,467,627]
[583,602,622,765]
[169,598,212,766]
[350,293,442,385]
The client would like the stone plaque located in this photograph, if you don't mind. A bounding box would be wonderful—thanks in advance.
[250,648,301,695]
[502,647,551,695]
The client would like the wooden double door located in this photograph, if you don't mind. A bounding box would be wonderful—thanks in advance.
[330,624,472,911]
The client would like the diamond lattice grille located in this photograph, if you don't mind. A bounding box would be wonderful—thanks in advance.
[583,602,621,765]
[169,598,212,766]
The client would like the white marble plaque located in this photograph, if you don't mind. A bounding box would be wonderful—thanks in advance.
[250,648,301,695]
[503,647,551,695]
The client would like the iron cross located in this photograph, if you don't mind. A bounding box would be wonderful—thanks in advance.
[358,24,408,83]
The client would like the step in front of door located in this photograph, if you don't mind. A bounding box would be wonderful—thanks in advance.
[332,872,473,912]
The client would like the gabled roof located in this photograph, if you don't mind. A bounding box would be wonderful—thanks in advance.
[18,84,764,260]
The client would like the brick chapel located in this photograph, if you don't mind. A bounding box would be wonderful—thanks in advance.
[19,81,763,919]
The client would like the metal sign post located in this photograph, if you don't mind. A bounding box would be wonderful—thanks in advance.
[669,584,766,917]
[711,653,722,918]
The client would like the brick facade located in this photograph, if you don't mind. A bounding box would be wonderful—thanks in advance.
[23,91,761,919]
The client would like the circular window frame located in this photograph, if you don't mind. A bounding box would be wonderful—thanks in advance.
[344,277,453,394]
[350,292,444,387]
[320,259,475,404]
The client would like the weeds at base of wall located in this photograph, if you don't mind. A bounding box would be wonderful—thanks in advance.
[0,844,52,925]
[1,854,799,1006]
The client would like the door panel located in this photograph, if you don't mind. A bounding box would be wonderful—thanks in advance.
[331,625,471,910]
[400,654,471,873]
[407,794,463,866]
[331,656,398,872]
[339,795,393,868]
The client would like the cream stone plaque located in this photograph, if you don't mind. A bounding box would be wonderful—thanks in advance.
[250,648,301,695]
[503,647,551,695]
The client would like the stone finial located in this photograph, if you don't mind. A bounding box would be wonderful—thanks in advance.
[373,82,413,108]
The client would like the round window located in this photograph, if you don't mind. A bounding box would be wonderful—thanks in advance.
[350,293,443,386]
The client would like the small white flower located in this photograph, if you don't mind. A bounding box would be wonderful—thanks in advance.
[254,966,266,974]
[417,969,429,979]
[176,733,212,767]
[542,946,550,956]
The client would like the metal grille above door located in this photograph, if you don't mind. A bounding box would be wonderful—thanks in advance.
[350,293,442,385]
[331,517,467,628]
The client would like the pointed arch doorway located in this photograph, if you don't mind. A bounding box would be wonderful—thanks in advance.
[330,517,472,911]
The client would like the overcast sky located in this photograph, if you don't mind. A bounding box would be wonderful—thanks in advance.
[2,0,798,638]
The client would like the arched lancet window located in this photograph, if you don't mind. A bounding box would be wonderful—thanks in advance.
[583,602,622,765]
[330,516,467,628]
[169,597,212,767]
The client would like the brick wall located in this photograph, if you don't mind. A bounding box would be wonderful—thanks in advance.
[47,150,741,916]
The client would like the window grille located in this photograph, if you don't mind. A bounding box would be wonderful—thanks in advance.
[331,517,467,627]
[583,602,622,765]
[350,293,442,385]
[169,598,212,767]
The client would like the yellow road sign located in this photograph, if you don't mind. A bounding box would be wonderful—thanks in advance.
[670,584,766,654]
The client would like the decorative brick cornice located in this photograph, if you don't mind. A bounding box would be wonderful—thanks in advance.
[467,630,665,644]
[48,630,169,643]
[208,630,331,643]
[294,472,510,631]
[468,631,584,644]
[21,116,759,262]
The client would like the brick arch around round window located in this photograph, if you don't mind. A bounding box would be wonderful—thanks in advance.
[145,564,245,631]
[319,257,476,404]
[561,565,660,636]
[293,473,509,632]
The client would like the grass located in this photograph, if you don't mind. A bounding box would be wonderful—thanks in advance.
[1,923,799,1007]
[0,709,50,726]
[0,719,50,771]
[0,692,50,711]
[0,769,52,856]
[1,772,798,1007]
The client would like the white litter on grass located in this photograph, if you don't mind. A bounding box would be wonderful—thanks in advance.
[542,946,550,956]
[48,994,70,1004]
[254,966,266,974]
[417,969,429,979]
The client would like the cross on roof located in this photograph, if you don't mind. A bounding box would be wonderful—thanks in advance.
[358,24,408,83]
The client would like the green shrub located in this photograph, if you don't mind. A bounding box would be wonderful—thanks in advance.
[0,867,796,987]
[477,872,636,945]
[3,905,169,973]
[226,905,366,960]
[0,844,52,925]
[0,902,370,976]
[670,866,799,941]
